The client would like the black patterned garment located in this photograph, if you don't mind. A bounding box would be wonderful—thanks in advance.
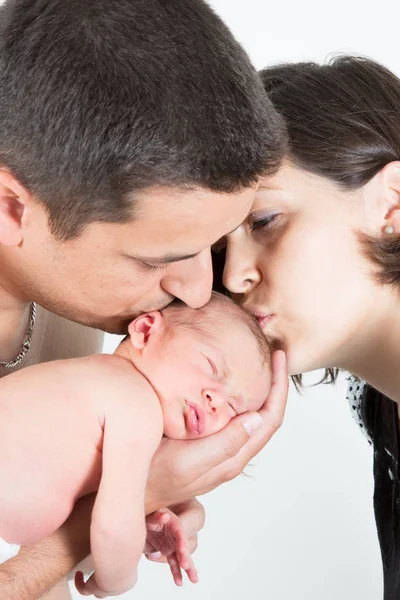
[348,375,400,599]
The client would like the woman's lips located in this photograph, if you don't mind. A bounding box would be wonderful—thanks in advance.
[245,307,275,329]
[185,400,206,435]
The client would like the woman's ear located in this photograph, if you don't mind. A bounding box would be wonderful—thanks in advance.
[0,169,31,247]
[365,161,400,234]
[128,311,165,350]
[382,162,400,234]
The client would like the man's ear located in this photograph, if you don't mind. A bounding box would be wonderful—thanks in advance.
[0,169,31,247]
[128,311,165,350]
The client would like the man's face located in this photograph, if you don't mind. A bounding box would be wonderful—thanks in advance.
[13,185,254,332]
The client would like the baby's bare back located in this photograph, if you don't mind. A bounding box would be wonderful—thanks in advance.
[0,354,123,545]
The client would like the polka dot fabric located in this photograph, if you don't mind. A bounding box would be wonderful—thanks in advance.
[346,374,372,445]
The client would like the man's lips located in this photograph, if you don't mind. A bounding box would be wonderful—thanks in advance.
[244,306,275,329]
[185,400,206,435]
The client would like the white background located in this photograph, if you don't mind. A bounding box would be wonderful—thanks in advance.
[10,0,396,598]
[71,0,400,598]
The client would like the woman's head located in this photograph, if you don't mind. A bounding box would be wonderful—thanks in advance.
[221,56,400,376]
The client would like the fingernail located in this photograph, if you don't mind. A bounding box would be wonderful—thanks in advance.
[240,412,263,435]
[148,551,162,559]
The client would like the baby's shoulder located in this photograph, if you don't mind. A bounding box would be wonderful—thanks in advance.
[73,353,142,386]
[79,354,158,411]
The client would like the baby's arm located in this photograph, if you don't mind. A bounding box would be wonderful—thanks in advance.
[75,369,163,598]
[146,508,199,586]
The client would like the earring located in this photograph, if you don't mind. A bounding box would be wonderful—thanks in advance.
[385,225,394,234]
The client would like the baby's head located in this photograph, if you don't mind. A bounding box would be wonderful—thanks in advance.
[119,292,271,439]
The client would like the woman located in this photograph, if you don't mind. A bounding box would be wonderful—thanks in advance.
[219,56,400,599]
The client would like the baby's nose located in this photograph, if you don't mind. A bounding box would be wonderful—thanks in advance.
[202,388,225,414]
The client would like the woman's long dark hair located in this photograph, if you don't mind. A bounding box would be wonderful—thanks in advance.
[260,56,400,386]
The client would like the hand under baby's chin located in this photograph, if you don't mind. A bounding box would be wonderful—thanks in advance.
[163,426,192,441]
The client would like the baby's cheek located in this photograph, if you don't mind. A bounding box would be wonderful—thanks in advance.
[204,413,232,438]
[162,415,186,441]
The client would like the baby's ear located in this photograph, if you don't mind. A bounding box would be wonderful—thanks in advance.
[128,311,164,350]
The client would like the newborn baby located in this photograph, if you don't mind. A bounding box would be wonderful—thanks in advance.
[0,292,271,597]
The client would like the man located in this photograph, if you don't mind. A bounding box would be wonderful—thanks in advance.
[0,0,288,598]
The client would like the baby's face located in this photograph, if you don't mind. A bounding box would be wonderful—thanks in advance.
[146,322,271,440]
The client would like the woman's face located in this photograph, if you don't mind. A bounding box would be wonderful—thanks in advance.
[222,162,382,376]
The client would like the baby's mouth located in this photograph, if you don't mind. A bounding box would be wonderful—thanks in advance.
[184,400,205,435]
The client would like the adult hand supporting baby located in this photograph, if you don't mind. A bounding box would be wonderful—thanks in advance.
[0,353,286,600]
[145,351,288,511]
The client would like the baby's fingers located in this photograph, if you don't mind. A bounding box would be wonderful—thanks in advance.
[75,571,89,596]
[146,509,171,532]
[165,512,188,553]
[167,552,183,586]
[178,550,198,584]
[74,572,107,599]
[144,545,167,562]
[185,562,199,584]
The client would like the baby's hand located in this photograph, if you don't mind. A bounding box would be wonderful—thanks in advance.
[145,508,199,586]
[74,570,135,598]
[74,571,109,598]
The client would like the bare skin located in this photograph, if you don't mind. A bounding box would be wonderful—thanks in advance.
[0,351,287,600]
[0,305,274,598]
[223,161,400,399]
[0,171,288,599]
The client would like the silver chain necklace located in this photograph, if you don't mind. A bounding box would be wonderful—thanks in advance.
[0,302,37,369]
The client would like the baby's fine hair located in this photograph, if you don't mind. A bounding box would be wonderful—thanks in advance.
[164,292,271,365]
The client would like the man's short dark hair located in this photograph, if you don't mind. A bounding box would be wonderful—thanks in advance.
[0,0,285,239]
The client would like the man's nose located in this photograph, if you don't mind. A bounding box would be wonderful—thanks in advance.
[161,249,213,309]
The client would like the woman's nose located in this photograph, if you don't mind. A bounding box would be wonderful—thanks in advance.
[222,239,261,295]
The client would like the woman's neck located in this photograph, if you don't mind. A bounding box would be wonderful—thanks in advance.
[340,288,400,404]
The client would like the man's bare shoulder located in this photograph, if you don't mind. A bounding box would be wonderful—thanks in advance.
[38,307,104,363]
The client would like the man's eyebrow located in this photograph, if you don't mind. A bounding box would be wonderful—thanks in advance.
[135,252,199,264]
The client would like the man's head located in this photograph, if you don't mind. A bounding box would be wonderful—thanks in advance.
[123,292,272,439]
[0,0,285,331]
